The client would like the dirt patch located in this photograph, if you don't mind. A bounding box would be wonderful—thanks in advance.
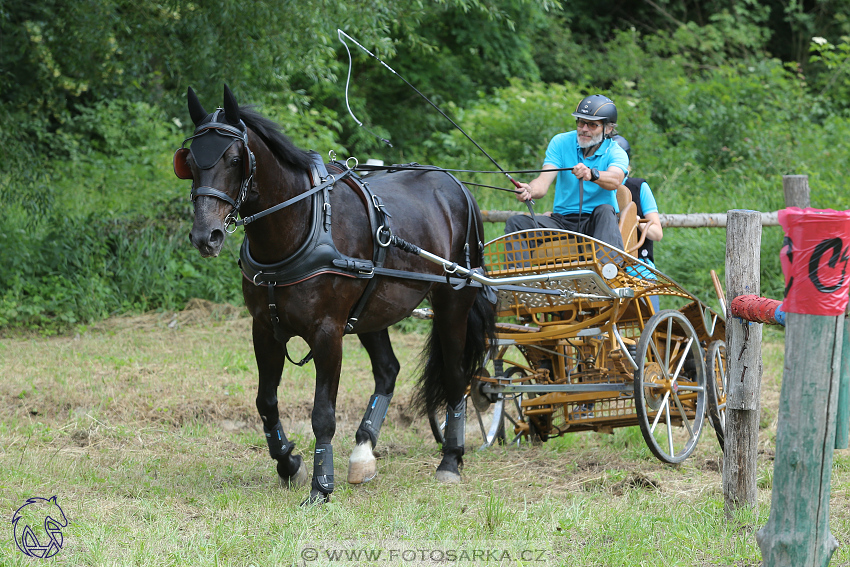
[91,298,250,333]
[611,472,660,495]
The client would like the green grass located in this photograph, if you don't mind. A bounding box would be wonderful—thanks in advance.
[1,305,848,566]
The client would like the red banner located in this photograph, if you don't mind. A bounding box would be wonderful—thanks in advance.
[778,207,850,316]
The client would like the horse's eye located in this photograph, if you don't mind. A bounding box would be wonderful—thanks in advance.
[231,157,241,167]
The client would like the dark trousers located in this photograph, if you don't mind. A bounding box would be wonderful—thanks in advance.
[503,204,624,269]
[504,204,624,250]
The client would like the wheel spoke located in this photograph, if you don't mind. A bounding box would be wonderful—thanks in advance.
[649,340,666,379]
[665,401,674,456]
[475,404,488,441]
[670,336,694,382]
[672,392,693,437]
[665,317,673,374]
[649,391,671,433]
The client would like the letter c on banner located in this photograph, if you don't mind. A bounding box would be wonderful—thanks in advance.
[808,238,849,293]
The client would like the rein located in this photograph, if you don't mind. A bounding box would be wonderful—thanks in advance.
[236,168,350,228]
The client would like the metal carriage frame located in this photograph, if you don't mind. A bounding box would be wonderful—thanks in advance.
[423,227,729,464]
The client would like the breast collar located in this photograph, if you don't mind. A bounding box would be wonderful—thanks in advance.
[238,151,387,287]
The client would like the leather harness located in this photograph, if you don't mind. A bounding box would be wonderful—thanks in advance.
[238,152,490,356]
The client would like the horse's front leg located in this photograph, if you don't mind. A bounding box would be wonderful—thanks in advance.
[304,326,345,505]
[252,319,308,489]
[348,329,400,484]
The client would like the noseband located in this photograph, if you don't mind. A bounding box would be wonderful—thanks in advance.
[176,110,256,232]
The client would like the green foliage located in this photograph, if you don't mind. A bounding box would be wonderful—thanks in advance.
[0,107,54,225]
[0,212,243,333]
[808,35,850,105]
[3,0,850,331]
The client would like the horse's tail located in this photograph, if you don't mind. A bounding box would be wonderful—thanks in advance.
[414,289,496,415]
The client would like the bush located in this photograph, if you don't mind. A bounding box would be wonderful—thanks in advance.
[0,210,243,333]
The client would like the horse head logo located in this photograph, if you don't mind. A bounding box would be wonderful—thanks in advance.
[11,496,68,558]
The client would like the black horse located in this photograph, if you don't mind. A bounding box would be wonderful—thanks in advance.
[175,85,495,504]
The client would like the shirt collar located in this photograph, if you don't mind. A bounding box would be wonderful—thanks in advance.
[574,135,610,157]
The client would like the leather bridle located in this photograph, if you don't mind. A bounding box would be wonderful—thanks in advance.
[173,111,256,232]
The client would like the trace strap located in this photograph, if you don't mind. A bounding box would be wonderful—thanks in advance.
[235,170,349,227]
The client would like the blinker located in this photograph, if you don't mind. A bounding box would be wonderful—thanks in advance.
[190,130,240,169]
[173,148,192,179]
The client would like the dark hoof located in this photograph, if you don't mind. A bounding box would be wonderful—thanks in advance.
[278,455,309,489]
[300,489,331,506]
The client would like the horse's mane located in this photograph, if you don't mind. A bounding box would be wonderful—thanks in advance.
[239,106,315,172]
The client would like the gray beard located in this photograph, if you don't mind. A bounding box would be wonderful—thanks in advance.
[578,131,604,149]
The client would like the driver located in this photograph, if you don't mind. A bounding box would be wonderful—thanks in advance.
[505,94,629,248]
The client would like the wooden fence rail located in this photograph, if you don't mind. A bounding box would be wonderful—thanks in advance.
[480,209,780,227]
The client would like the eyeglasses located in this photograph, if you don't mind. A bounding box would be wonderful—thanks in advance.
[576,119,603,130]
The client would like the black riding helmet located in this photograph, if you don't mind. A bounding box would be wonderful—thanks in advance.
[572,94,618,129]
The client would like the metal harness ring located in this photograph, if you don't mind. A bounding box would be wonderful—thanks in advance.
[224,215,238,234]
[376,226,392,248]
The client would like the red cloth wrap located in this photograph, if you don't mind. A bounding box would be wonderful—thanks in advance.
[778,207,850,316]
[731,295,781,324]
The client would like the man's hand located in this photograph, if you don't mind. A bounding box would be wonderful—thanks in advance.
[572,163,592,181]
[515,182,534,202]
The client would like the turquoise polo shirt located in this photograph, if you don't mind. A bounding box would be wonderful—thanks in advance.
[543,131,629,215]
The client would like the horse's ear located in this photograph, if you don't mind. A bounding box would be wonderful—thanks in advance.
[222,84,240,126]
[187,87,207,126]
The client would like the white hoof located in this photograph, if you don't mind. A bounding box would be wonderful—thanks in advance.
[347,441,377,484]
[435,469,462,484]
[279,458,309,489]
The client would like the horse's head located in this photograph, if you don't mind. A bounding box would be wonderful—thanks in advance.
[175,84,255,257]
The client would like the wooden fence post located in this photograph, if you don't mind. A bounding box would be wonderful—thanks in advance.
[837,315,850,449]
[754,208,850,566]
[723,210,763,517]
[783,175,811,208]
[755,312,843,565]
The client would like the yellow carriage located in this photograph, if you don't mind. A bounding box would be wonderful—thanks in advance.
[420,190,729,464]
[464,227,728,463]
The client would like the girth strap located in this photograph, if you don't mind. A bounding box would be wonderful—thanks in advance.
[342,181,390,334]
[268,284,313,366]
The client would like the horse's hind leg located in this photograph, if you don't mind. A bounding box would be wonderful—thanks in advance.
[349,329,400,484]
[252,320,308,489]
[424,288,490,484]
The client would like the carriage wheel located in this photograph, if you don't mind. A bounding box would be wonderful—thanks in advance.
[427,348,506,449]
[705,340,727,451]
[428,364,539,449]
[497,366,545,446]
[634,310,706,464]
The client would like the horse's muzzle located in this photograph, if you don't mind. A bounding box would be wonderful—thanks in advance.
[189,225,225,257]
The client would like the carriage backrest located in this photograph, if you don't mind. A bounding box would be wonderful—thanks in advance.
[617,186,641,254]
